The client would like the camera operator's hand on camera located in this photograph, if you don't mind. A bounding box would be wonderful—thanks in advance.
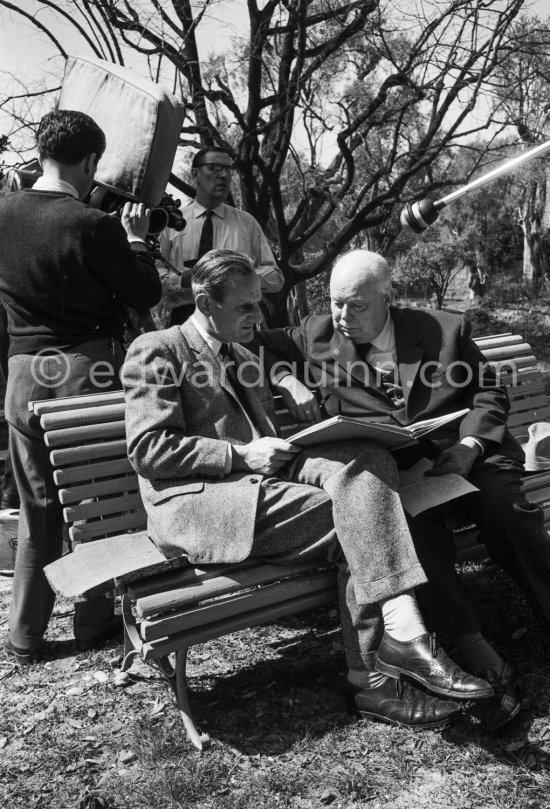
[121,202,151,242]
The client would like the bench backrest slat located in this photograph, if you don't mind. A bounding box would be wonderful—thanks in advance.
[490,355,539,373]
[481,343,534,361]
[30,390,125,415]
[59,475,139,505]
[508,407,550,429]
[69,511,146,542]
[507,380,547,400]
[45,421,125,448]
[474,334,524,347]
[64,492,143,523]
[50,439,129,467]
[40,403,127,431]
[53,457,135,486]
[521,472,550,492]
[509,394,550,413]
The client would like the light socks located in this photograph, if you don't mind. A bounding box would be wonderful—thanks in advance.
[455,631,506,677]
[347,591,429,689]
[380,591,427,642]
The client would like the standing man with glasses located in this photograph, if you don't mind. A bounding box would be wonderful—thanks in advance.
[153,147,284,328]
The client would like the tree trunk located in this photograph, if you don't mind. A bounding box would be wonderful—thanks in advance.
[521,173,550,288]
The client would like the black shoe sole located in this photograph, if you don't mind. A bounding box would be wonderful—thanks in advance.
[376,658,493,701]
[345,697,453,730]
[483,700,521,732]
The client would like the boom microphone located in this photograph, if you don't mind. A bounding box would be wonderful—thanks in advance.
[400,138,550,233]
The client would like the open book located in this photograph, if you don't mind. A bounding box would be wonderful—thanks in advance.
[288,408,470,450]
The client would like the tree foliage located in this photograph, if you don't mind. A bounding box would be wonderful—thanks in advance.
[394,236,466,309]
[489,15,550,286]
[432,145,524,274]
[0,0,536,314]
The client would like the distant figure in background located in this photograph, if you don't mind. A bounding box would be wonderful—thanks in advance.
[469,266,487,302]
[153,147,284,327]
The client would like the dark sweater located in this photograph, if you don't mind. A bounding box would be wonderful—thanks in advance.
[0,189,161,355]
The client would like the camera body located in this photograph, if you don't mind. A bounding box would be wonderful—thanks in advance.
[87,184,185,236]
[1,161,185,237]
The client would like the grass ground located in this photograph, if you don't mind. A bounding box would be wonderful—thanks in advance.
[1,296,550,809]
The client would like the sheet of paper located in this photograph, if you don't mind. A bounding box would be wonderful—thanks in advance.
[398,458,479,517]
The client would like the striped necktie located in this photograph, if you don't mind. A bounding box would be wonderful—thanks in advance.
[219,343,260,429]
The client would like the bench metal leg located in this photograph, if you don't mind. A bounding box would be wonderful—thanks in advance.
[119,593,141,672]
[156,649,211,752]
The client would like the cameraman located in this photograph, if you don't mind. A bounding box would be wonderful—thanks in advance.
[0,110,161,664]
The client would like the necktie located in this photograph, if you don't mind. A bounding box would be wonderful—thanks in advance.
[171,212,214,327]
[197,210,214,259]
[219,343,260,430]
[355,342,372,362]
[355,342,404,408]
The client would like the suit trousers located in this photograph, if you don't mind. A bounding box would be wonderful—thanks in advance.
[250,439,427,671]
[5,340,125,650]
[468,463,550,637]
[404,459,550,641]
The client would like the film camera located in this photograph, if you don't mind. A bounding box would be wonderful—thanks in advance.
[1,160,185,238]
[88,184,185,238]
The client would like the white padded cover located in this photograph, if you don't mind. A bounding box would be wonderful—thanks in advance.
[58,56,184,205]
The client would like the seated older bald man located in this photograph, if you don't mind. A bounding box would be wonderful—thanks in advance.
[254,248,546,732]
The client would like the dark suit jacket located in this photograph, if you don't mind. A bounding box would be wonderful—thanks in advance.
[123,321,279,562]
[256,307,524,467]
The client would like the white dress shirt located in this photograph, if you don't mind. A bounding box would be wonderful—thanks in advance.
[366,312,483,454]
[154,201,283,327]
[190,318,260,473]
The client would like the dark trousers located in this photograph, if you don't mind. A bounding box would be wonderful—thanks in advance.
[1,447,20,509]
[6,339,125,650]
[469,464,550,636]
[406,457,550,641]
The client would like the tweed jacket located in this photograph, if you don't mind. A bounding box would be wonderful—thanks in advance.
[256,307,525,466]
[123,321,279,562]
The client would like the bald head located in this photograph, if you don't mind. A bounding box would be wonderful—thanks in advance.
[331,250,392,295]
[330,250,392,344]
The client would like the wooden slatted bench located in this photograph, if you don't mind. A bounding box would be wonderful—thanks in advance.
[35,332,550,751]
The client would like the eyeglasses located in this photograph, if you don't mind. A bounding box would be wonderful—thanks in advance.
[195,162,235,174]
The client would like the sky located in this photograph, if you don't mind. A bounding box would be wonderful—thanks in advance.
[0,0,251,163]
[1,0,549,167]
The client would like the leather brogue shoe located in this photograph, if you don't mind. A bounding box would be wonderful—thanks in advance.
[376,632,494,700]
[469,663,520,732]
[346,676,461,730]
